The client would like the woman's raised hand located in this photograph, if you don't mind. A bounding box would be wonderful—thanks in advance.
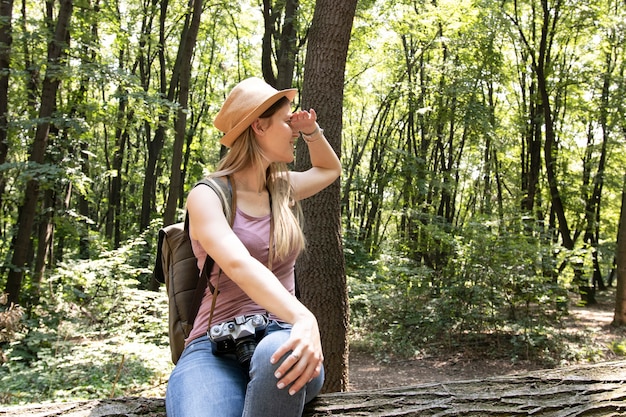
[290,109,318,137]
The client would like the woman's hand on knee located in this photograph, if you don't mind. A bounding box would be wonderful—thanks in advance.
[270,315,324,395]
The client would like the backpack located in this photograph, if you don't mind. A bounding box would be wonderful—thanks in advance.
[153,177,233,364]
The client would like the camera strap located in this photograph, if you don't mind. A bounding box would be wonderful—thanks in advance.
[206,176,274,329]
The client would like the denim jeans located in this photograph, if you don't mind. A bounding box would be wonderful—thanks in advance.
[165,321,324,417]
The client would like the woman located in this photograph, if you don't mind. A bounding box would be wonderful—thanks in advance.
[165,77,342,417]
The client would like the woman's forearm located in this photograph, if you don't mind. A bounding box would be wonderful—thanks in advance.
[304,126,342,176]
[225,256,314,324]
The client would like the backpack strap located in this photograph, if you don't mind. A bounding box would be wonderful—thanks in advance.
[185,176,234,333]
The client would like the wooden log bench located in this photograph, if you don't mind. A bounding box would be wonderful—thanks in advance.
[1,360,624,416]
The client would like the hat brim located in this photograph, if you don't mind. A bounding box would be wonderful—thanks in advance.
[219,88,297,147]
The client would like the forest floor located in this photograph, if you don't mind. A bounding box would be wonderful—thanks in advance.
[2,289,624,416]
[347,287,626,391]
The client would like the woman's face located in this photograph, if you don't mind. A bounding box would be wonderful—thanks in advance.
[255,103,296,163]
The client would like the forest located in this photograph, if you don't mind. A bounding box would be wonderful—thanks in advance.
[1,0,626,405]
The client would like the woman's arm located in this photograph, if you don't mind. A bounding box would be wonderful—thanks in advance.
[289,109,342,200]
[187,185,323,394]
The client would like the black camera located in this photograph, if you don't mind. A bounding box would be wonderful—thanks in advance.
[208,314,268,368]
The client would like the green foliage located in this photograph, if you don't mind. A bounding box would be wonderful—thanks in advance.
[608,340,626,356]
[0,237,172,405]
[347,218,576,364]
[1,0,626,405]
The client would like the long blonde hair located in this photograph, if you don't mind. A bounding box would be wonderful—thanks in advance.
[210,99,305,262]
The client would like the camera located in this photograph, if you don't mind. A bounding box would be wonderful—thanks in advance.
[208,314,268,368]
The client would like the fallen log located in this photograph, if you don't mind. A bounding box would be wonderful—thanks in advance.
[1,360,624,416]
[303,360,626,416]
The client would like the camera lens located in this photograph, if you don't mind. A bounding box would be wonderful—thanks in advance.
[235,340,257,368]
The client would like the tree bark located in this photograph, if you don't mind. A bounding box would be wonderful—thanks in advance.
[295,0,357,394]
[304,361,626,416]
[2,361,624,417]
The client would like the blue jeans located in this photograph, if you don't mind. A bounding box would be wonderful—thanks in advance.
[165,321,324,417]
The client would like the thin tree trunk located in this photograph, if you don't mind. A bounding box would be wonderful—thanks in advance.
[32,188,55,304]
[612,174,626,326]
[534,0,574,252]
[587,46,615,293]
[78,139,90,259]
[107,84,128,245]
[261,0,299,90]
[140,0,169,231]
[105,38,130,243]
[520,75,542,214]
[0,0,13,209]
[164,0,203,226]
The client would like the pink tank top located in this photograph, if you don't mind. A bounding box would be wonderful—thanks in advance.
[186,207,297,344]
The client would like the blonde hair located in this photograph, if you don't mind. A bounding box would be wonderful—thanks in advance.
[210,104,305,262]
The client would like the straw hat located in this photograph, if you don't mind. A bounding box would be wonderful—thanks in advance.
[214,77,297,147]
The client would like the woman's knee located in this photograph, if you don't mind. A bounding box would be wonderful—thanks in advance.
[166,338,248,417]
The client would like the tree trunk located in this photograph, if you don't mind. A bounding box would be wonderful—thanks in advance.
[261,0,298,90]
[106,80,129,245]
[587,45,615,293]
[612,175,626,326]
[2,361,624,417]
[140,0,170,232]
[31,188,55,304]
[295,0,357,393]
[304,361,626,416]
[78,139,90,259]
[4,0,73,305]
[0,0,13,209]
[536,5,573,252]
[520,73,542,214]
[163,0,203,226]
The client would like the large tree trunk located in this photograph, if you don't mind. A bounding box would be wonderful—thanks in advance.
[2,361,624,416]
[295,0,357,394]
[4,0,73,305]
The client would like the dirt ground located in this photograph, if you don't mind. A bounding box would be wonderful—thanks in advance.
[347,288,626,391]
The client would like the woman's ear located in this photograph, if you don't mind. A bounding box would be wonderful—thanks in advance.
[251,118,267,136]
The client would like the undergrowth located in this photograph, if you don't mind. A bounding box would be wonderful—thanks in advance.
[1,224,624,406]
[345,221,624,367]
[0,236,174,405]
